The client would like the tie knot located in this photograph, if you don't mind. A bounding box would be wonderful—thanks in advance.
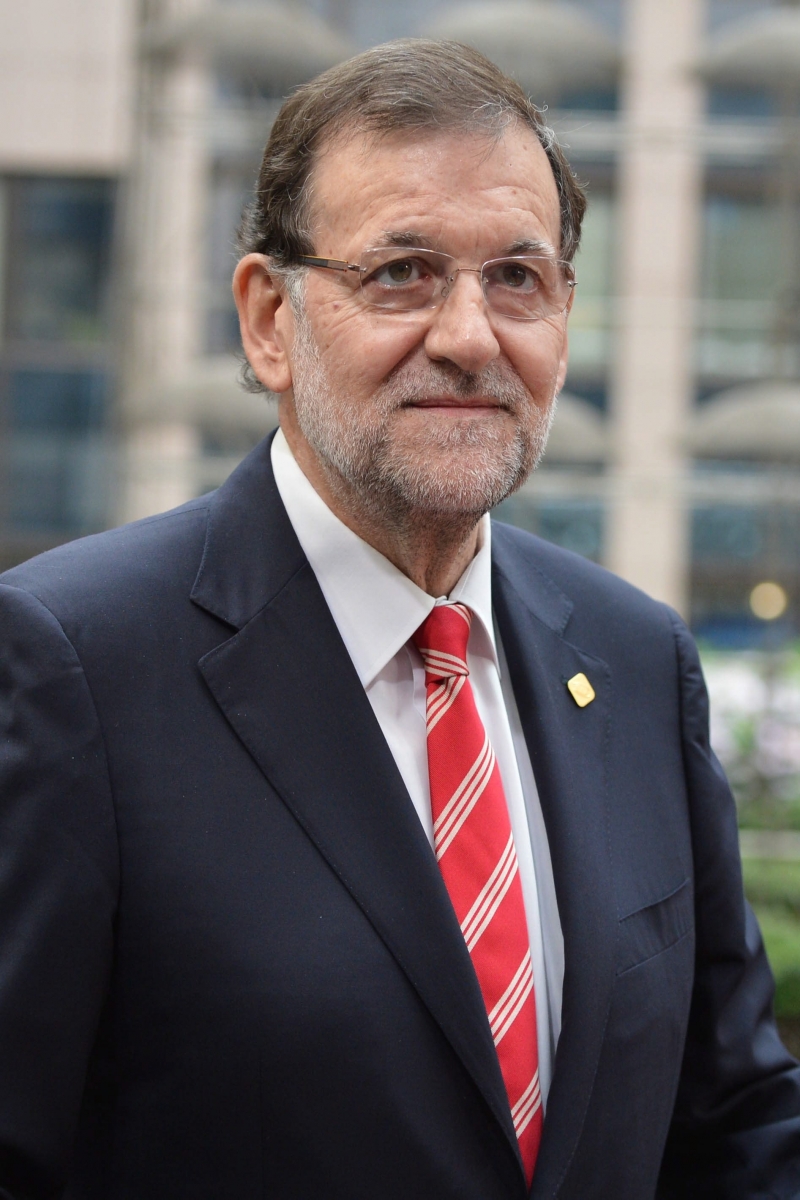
[413,603,472,681]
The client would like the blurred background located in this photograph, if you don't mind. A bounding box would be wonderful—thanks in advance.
[3,0,800,1043]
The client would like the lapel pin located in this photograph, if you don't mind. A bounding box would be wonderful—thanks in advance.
[567,672,595,708]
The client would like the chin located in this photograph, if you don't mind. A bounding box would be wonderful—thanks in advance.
[366,432,540,521]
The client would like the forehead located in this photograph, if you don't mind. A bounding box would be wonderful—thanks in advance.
[307,124,563,259]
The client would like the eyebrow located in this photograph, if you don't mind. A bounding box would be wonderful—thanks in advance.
[375,231,558,258]
[379,230,437,249]
[504,237,558,258]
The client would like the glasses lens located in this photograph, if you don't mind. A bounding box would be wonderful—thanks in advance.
[482,257,573,320]
[359,248,450,311]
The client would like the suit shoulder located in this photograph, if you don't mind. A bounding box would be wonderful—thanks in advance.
[491,518,679,643]
[0,495,212,621]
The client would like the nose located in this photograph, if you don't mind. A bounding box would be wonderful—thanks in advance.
[423,269,501,374]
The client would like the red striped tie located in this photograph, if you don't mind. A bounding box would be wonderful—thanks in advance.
[414,602,541,1185]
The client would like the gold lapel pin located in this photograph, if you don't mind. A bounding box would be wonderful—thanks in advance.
[567,672,595,708]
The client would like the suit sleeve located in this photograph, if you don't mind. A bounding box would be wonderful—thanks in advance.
[658,613,800,1198]
[0,583,118,1199]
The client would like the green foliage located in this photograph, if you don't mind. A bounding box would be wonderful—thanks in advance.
[750,905,800,1018]
[744,860,800,1016]
[699,644,800,828]
[738,797,800,832]
[743,859,800,916]
[691,647,800,1015]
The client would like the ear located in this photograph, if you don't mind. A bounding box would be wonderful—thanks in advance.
[555,287,574,394]
[232,254,295,394]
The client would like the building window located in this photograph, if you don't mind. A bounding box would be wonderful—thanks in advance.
[0,176,116,560]
[697,186,782,381]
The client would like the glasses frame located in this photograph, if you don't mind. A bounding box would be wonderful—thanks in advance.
[294,247,576,322]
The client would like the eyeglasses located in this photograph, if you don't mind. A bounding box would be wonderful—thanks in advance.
[295,246,576,322]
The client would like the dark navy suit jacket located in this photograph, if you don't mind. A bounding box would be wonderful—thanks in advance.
[1,433,799,1199]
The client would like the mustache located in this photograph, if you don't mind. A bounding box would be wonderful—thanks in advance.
[382,360,532,410]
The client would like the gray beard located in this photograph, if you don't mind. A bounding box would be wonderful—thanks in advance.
[289,305,557,529]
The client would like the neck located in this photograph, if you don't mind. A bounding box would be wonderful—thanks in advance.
[285,429,483,597]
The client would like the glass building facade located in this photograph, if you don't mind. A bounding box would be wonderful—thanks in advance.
[0,177,116,569]
[3,0,800,649]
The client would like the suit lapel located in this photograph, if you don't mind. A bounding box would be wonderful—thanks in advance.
[492,526,617,1199]
[191,437,524,1181]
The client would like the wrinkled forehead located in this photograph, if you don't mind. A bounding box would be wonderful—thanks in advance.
[304,123,563,257]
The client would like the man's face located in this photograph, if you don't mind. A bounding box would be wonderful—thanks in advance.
[279,124,573,523]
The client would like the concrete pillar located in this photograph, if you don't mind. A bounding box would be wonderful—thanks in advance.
[606,0,705,614]
[122,421,201,519]
[117,0,208,524]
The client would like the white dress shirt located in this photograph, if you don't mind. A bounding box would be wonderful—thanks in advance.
[271,428,564,1106]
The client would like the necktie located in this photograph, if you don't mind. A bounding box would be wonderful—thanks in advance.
[413,602,542,1185]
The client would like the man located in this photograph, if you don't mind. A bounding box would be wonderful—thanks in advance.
[0,38,799,1200]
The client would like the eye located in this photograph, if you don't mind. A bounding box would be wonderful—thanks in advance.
[487,260,543,292]
[370,256,430,287]
[505,262,533,288]
[359,249,445,311]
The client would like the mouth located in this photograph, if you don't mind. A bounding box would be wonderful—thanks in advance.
[406,397,505,415]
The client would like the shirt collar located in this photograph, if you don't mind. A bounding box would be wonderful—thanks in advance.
[270,428,498,688]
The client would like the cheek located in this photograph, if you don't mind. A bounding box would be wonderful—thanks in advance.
[506,325,568,397]
[320,316,429,390]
